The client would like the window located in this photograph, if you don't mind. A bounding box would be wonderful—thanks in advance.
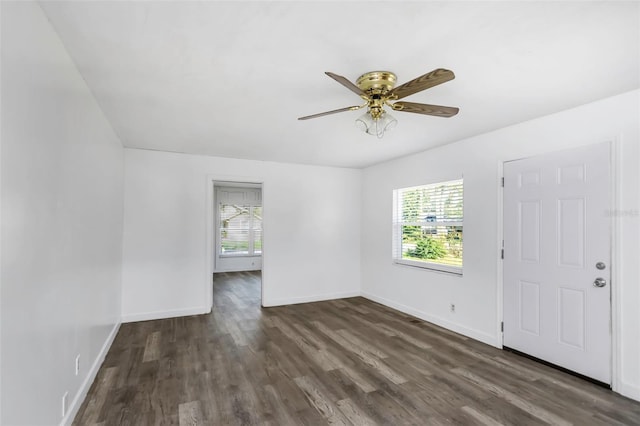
[393,179,463,274]
[219,204,262,256]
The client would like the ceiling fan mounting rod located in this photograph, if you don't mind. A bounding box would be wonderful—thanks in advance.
[356,71,397,93]
[354,71,402,120]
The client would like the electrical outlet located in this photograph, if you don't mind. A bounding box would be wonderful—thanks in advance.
[62,391,68,418]
[450,303,456,313]
[75,354,80,376]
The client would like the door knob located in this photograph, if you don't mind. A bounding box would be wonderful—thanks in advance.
[593,277,607,288]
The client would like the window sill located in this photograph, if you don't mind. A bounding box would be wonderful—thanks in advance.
[219,254,262,258]
[393,259,463,276]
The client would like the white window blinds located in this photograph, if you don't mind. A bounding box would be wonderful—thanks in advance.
[393,179,463,273]
[219,204,262,256]
[217,187,262,257]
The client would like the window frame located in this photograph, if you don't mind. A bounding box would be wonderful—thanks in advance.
[392,179,464,275]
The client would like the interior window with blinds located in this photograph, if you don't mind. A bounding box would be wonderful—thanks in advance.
[219,204,262,256]
[393,179,463,274]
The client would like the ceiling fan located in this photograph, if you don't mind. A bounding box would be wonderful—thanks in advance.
[298,68,459,138]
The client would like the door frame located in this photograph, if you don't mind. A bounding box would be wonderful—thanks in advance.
[206,174,266,310]
[496,138,622,391]
[214,183,263,272]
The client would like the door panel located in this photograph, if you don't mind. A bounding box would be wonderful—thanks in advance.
[557,198,585,267]
[519,280,540,335]
[503,142,611,384]
[557,286,585,349]
[519,201,540,263]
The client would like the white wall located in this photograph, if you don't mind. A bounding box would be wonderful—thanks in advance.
[122,148,361,321]
[0,2,124,425]
[361,90,640,400]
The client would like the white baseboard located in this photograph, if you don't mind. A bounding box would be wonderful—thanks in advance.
[122,306,210,323]
[618,381,640,402]
[361,291,500,348]
[61,321,121,426]
[262,291,360,307]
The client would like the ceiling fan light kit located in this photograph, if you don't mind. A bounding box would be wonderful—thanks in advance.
[355,110,397,139]
[298,68,459,138]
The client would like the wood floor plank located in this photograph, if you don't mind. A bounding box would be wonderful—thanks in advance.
[336,365,377,394]
[261,383,302,425]
[293,375,351,425]
[336,398,376,426]
[193,371,219,423]
[77,366,118,424]
[375,322,433,350]
[468,359,613,425]
[72,271,640,425]
[461,405,506,425]
[270,316,338,372]
[178,400,204,426]
[364,389,425,425]
[335,329,389,359]
[312,320,407,385]
[452,367,572,426]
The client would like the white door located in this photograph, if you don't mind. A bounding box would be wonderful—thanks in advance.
[503,142,611,384]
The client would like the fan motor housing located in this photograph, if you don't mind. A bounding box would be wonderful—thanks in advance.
[356,71,396,93]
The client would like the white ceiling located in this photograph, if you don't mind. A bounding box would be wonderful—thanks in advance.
[40,1,639,168]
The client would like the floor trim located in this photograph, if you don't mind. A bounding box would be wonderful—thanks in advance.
[61,321,121,426]
[362,291,500,348]
[122,306,210,323]
[619,381,640,402]
[262,291,361,308]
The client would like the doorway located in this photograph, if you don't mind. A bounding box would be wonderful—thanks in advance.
[214,183,263,273]
[207,179,264,310]
[503,142,612,384]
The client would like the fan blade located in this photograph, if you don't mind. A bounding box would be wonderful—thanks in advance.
[325,72,364,97]
[389,69,455,100]
[298,105,362,120]
[392,101,459,117]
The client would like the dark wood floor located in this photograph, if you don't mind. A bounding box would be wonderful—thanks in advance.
[73,271,640,425]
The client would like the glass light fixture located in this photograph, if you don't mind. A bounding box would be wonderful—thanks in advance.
[355,110,397,138]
